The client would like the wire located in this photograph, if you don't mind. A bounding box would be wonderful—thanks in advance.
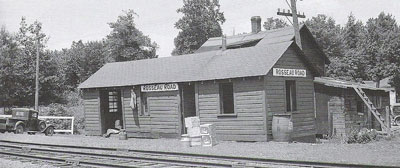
[285,0,291,9]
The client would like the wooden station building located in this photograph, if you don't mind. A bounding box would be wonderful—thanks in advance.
[79,17,330,142]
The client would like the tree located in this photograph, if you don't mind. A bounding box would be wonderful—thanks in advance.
[0,27,21,108]
[172,0,225,55]
[327,13,367,81]
[263,17,288,30]
[107,10,158,62]
[60,40,111,90]
[303,14,343,59]
[361,12,400,86]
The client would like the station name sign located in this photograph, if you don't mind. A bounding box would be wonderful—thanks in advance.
[273,68,306,77]
[141,83,179,92]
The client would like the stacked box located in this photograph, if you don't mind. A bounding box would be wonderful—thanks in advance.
[190,136,202,146]
[200,124,218,147]
[184,116,202,146]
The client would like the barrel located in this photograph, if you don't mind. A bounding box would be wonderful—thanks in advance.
[272,114,292,142]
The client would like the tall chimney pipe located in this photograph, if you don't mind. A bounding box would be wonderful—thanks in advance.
[251,16,261,33]
[221,35,227,50]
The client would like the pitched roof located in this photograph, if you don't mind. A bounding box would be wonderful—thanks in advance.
[79,26,316,89]
[315,77,392,91]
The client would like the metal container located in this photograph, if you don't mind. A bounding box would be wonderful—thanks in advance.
[119,129,128,140]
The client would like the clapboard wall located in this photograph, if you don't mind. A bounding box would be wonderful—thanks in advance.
[122,87,181,138]
[82,89,102,136]
[264,46,316,142]
[197,77,267,142]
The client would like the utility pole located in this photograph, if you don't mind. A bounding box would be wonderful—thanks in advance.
[277,0,305,49]
[35,37,39,110]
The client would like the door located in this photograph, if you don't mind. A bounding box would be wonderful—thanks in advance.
[100,90,123,134]
[180,83,196,134]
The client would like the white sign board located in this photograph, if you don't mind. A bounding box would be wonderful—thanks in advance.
[273,68,306,77]
[141,83,179,92]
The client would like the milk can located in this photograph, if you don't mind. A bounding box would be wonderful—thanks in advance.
[119,129,128,140]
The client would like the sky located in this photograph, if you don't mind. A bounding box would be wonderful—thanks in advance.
[1,0,399,57]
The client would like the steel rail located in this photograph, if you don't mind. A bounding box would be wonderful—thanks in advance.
[0,139,397,168]
[0,143,229,168]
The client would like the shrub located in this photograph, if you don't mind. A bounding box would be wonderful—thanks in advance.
[40,103,85,134]
[346,128,378,144]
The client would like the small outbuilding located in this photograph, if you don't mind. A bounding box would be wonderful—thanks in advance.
[314,77,391,137]
[79,17,329,142]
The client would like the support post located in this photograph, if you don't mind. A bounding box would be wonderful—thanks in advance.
[35,38,40,110]
[290,0,302,49]
[386,106,391,134]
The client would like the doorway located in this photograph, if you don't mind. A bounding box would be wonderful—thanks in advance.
[180,83,196,134]
[100,90,123,134]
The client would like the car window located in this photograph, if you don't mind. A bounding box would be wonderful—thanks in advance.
[32,112,38,119]
[15,112,25,117]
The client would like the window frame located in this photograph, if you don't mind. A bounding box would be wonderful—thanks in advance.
[218,82,235,116]
[285,80,297,112]
[108,91,119,113]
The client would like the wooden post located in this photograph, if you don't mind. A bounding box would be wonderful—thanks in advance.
[386,106,391,134]
[35,38,40,110]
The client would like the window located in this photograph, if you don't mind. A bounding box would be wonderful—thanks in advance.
[141,92,149,116]
[219,83,234,114]
[396,92,400,103]
[357,101,364,113]
[108,91,119,113]
[285,80,297,112]
[375,96,382,108]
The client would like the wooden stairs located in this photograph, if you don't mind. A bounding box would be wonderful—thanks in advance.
[353,87,390,133]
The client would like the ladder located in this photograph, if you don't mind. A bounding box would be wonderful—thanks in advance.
[353,87,390,133]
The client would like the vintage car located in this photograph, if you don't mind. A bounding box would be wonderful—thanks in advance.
[0,108,55,135]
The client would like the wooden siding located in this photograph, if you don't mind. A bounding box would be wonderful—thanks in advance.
[197,78,267,142]
[83,89,101,136]
[265,46,316,141]
[300,28,326,76]
[315,85,390,137]
[122,87,180,138]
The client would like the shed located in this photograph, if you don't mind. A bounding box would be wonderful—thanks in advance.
[79,18,328,142]
[314,77,391,137]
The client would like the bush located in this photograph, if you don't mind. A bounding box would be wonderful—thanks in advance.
[40,103,85,134]
[346,128,378,144]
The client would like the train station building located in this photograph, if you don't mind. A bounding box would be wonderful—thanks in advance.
[79,17,335,142]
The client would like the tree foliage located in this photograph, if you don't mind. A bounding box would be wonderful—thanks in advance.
[172,0,225,55]
[107,10,158,62]
[263,17,289,30]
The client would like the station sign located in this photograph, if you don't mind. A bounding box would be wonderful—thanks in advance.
[141,83,179,92]
[273,68,306,77]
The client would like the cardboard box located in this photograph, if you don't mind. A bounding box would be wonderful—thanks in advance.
[200,124,216,135]
[201,135,218,147]
[187,127,201,137]
[190,136,202,146]
[185,116,200,128]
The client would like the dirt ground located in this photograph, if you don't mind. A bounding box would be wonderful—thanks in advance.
[0,130,399,167]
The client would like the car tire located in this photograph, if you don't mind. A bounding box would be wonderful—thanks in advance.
[15,125,24,134]
[395,117,400,126]
[39,122,46,132]
[46,127,54,136]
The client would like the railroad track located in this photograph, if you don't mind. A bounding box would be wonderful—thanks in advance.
[0,140,396,168]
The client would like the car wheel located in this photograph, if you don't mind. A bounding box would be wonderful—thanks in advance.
[395,117,400,126]
[46,127,54,136]
[15,125,24,134]
[39,122,46,132]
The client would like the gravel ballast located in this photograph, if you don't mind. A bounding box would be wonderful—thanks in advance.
[0,132,399,167]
